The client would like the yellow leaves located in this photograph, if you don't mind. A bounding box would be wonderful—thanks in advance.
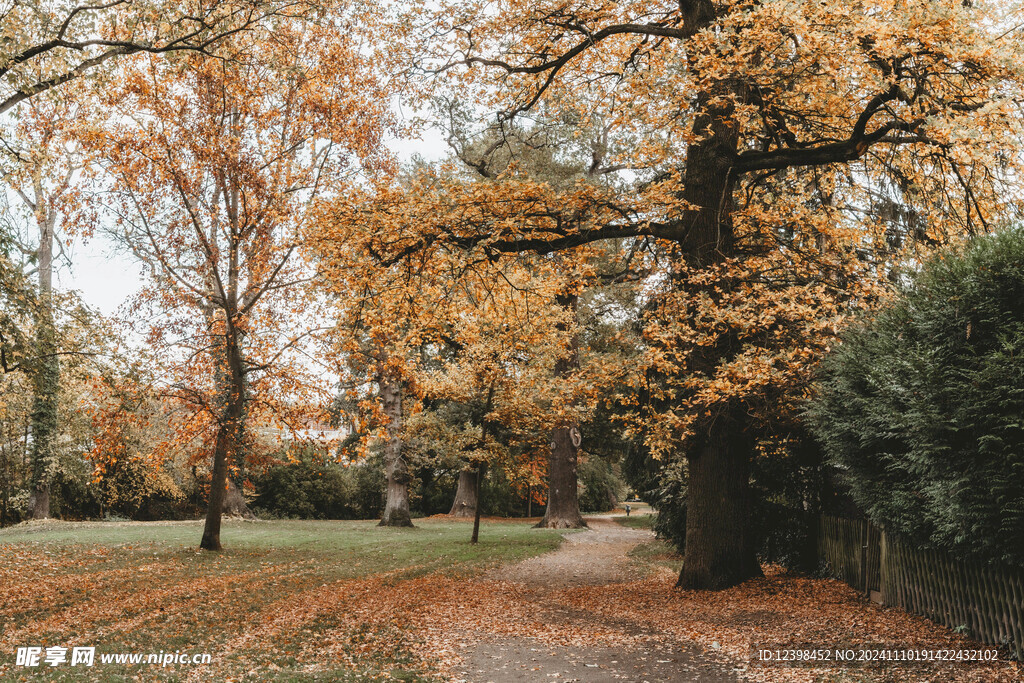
[629,244,884,455]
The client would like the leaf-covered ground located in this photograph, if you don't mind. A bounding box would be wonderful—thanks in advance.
[0,518,564,681]
[0,515,1019,682]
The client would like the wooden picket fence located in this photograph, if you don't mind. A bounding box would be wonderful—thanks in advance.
[818,515,882,596]
[818,515,1023,658]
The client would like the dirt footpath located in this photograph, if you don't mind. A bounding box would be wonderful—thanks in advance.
[456,517,738,682]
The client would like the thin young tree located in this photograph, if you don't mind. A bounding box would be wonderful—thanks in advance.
[91,14,393,549]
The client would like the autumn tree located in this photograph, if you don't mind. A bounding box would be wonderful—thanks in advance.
[393,269,571,525]
[0,282,111,522]
[320,262,432,528]
[0,246,34,523]
[419,112,642,529]
[91,11,393,550]
[0,369,31,524]
[0,0,309,119]
[408,257,573,541]
[86,361,190,520]
[449,121,579,530]
[0,0,337,519]
[0,210,38,522]
[313,163,513,529]
[317,245,508,529]
[314,177,596,535]
[0,222,33,376]
[348,0,1024,589]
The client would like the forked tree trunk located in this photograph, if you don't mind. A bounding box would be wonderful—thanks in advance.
[204,309,256,524]
[378,377,413,527]
[676,418,762,589]
[448,468,477,518]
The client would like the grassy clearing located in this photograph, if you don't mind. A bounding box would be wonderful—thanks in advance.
[0,518,565,681]
[0,518,562,578]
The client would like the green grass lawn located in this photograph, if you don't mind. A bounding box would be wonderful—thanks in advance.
[0,518,567,681]
[0,518,563,578]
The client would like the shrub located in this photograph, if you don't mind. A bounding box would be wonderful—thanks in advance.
[631,436,826,571]
[480,466,520,517]
[649,457,687,548]
[252,454,385,520]
[807,228,1024,566]
[578,457,625,513]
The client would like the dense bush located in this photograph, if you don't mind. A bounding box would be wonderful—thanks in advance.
[648,458,687,548]
[479,466,524,517]
[411,466,458,517]
[577,457,625,513]
[749,433,837,570]
[807,228,1024,566]
[252,454,385,520]
[91,456,190,521]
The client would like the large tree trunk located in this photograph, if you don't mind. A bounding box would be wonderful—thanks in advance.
[378,377,413,527]
[29,208,57,520]
[676,417,762,589]
[536,422,586,529]
[536,292,587,529]
[448,468,477,518]
[670,58,760,588]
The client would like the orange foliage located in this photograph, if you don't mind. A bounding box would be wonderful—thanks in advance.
[79,9,396,543]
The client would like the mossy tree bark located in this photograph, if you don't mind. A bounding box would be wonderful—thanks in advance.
[29,196,58,520]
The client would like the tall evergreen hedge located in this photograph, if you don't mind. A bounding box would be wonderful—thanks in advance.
[807,228,1024,566]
